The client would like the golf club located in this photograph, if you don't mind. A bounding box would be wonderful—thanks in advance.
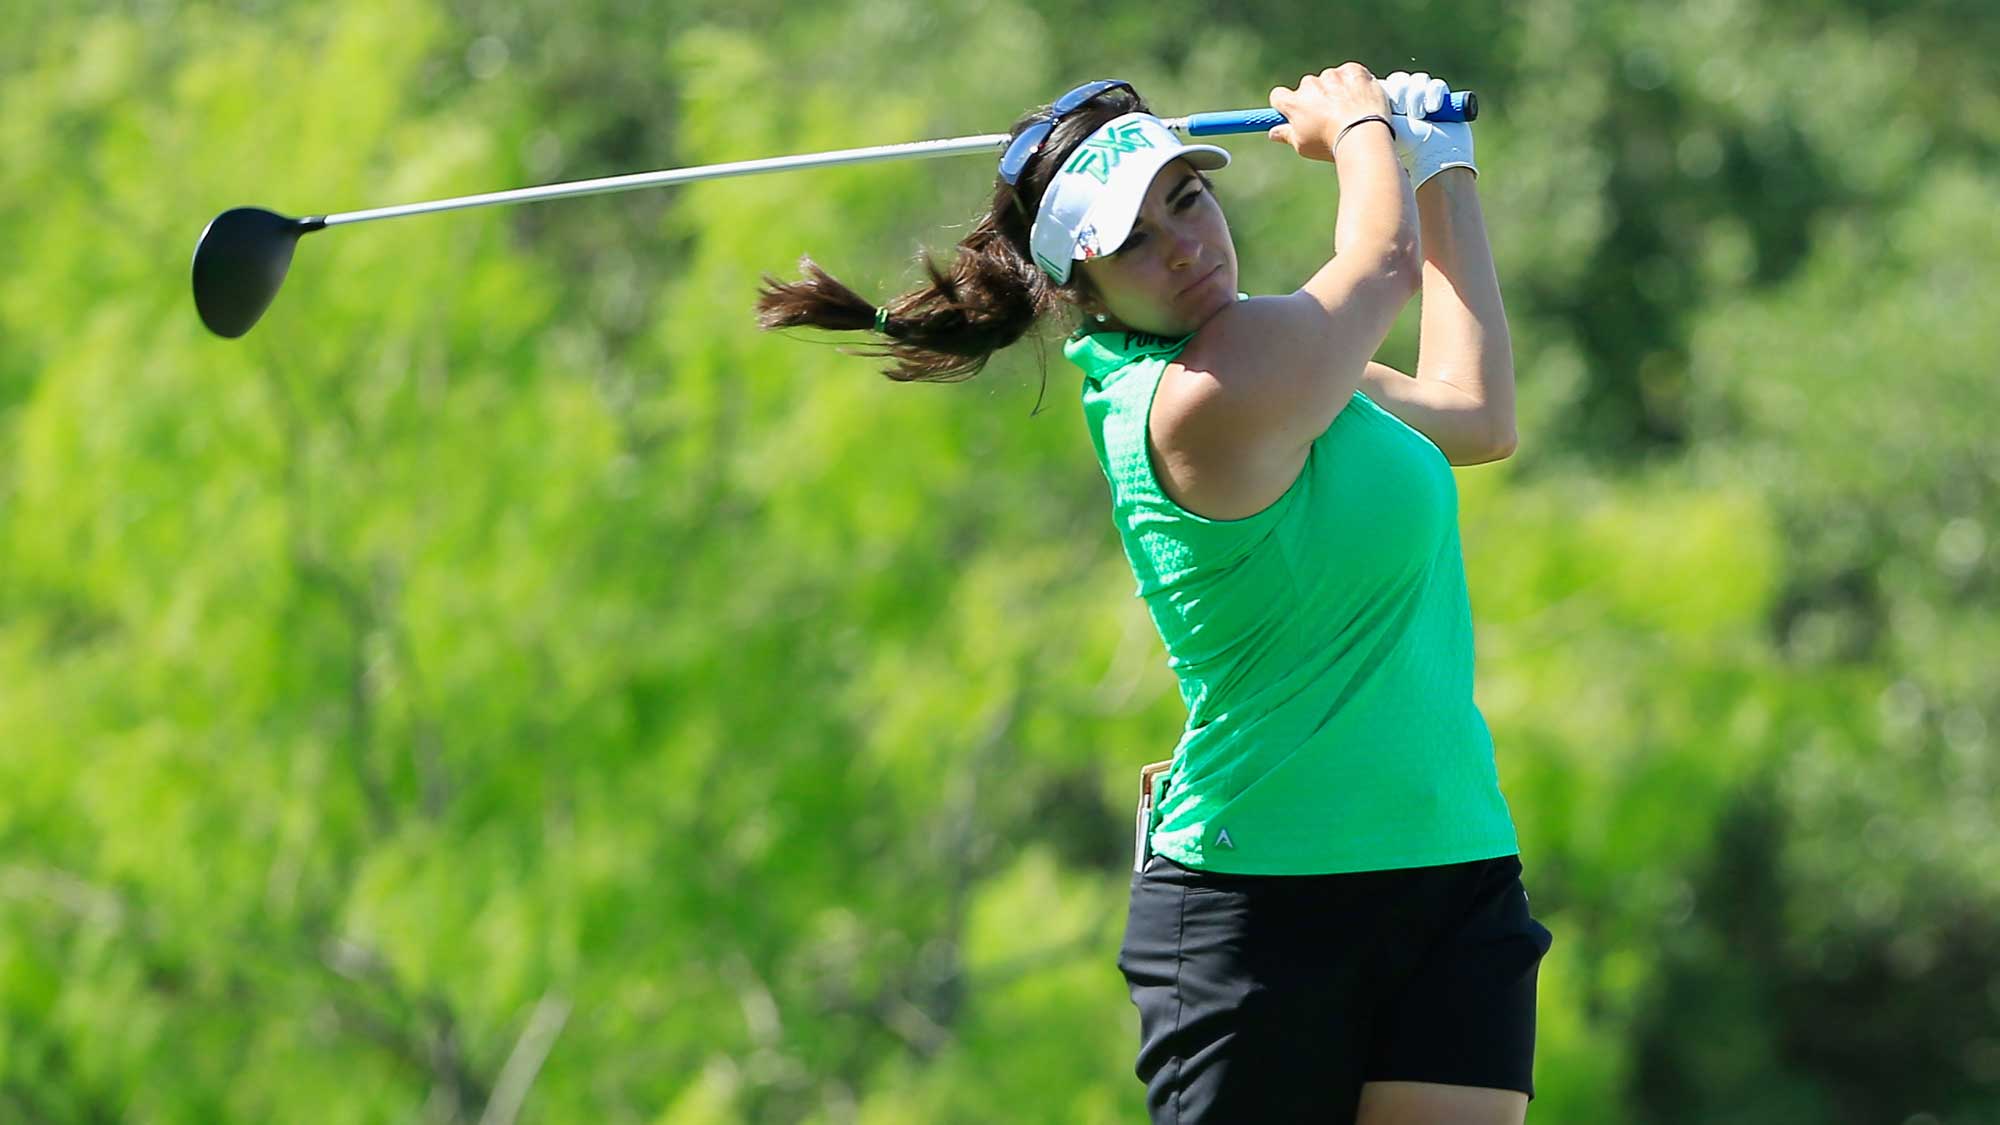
[190,92,1477,339]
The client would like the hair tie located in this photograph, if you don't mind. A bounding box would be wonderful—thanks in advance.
[873,305,890,334]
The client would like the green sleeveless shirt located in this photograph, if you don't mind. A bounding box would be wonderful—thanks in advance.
[1070,303,1518,875]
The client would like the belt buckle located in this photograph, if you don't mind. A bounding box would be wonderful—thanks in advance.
[1133,758,1173,873]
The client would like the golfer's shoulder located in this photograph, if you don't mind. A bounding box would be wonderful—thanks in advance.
[1157,293,1327,439]
[1150,296,1320,519]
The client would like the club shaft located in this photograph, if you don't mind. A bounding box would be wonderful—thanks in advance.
[320,132,1015,227]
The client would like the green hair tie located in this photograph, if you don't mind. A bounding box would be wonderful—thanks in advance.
[873,305,890,335]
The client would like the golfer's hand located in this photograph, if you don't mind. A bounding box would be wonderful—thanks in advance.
[1381,71,1477,186]
[1267,64,1395,163]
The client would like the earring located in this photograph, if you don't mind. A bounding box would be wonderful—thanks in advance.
[1094,313,1107,322]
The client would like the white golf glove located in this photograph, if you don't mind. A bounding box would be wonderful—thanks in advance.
[1381,71,1477,187]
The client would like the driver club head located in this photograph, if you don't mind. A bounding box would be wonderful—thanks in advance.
[191,207,325,338]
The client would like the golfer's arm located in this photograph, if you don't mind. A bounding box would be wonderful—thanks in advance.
[1175,124,1419,459]
[1359,169,1517,464]
[1245,123,1422,451]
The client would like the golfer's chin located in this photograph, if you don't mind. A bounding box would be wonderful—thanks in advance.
[1110,274,1237,338]
[1179,270,1238,329]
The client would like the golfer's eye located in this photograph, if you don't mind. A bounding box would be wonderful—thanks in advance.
[1117,192,1200,257]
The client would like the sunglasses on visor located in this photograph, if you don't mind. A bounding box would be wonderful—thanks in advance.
[998,79,1137,186]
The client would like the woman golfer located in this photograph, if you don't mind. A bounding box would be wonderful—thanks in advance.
[758,64,1551,1125]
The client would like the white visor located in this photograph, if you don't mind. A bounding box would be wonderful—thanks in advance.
[1029,112,1230,284]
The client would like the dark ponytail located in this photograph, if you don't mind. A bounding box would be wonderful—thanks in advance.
[754,86,1151,384]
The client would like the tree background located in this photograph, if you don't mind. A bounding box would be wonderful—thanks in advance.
[2,0,1995,1121]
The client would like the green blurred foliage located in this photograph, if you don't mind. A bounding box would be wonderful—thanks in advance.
[1,0,1995,1121]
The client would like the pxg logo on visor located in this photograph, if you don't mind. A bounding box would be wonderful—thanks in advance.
[1064,121,1158,184]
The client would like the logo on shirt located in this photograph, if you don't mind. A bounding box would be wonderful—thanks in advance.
[1122,330,1177,350]
[1216,828,1235,849]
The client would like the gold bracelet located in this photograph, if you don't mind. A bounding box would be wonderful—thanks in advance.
[1333,115,1393,159]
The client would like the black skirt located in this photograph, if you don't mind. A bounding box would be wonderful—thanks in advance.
[1117,850,1554,1123]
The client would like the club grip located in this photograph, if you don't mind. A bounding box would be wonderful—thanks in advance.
[1183,90,1477,137]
